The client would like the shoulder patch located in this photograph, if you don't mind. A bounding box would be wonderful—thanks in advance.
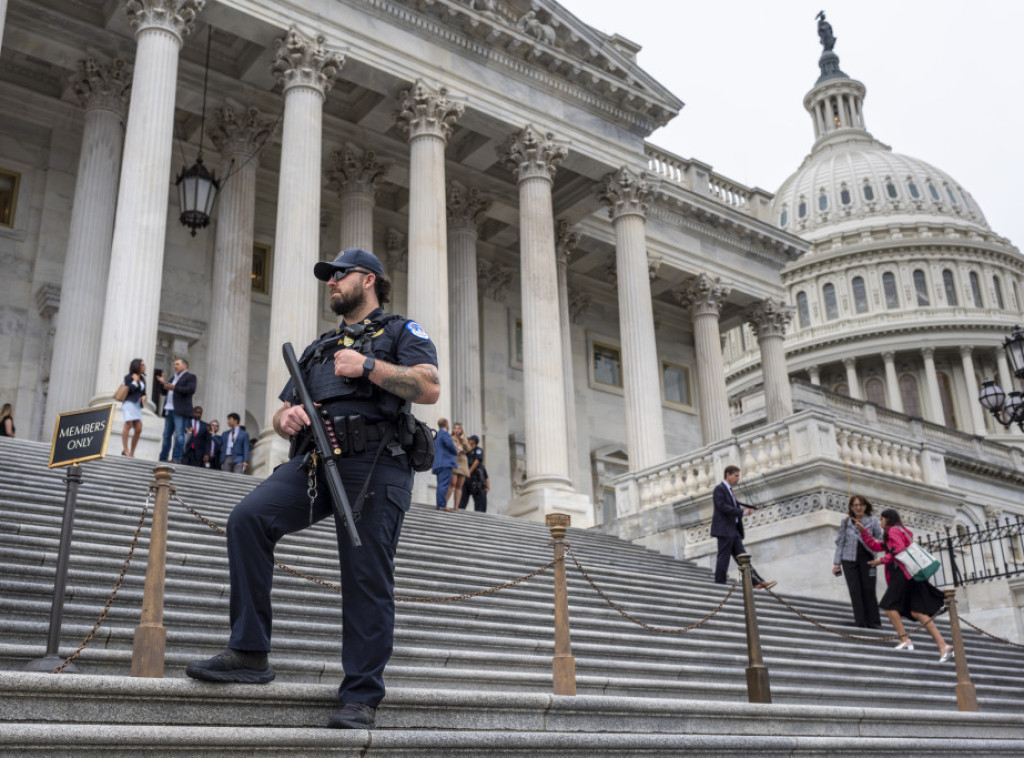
[406,321,430,340]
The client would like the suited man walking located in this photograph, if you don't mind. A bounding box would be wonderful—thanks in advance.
[431,418,458,510]
[711,465,776,589]
[182,406,209,467]
[219,413,250,474]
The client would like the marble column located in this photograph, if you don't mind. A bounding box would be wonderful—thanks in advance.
[599,167,666,470]
[959,345,986,435]
[446,181,490,437]
[882,351,903,413]
[921,347,945,424]
[555,220,582,489]
[842,357,862,400]
[203,106,274,426]
[501,125,589,523]
[748,299,795,423]
[45,59,131,438]
[0,0,7,57]
[808,365,821,386]
[253,27,344,474]
[675,274,732,445]
[93,1,202,408]
[384,228,408,316]
[326,147,388,252]
[396,80,463,424]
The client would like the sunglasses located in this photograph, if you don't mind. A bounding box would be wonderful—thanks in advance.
[330,268,371,282]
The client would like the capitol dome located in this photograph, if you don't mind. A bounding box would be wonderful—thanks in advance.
[771,45,990,243]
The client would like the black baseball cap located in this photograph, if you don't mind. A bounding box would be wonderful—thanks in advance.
[313,248,385,281]
[468,435,479,443]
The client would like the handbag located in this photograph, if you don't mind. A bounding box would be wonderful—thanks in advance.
[893,527,940,582]
[113,383,129,403]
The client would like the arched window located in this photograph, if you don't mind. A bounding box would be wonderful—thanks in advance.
[818,192,828,211]
[969,272,983,308]
[798,199,807,219]
[937,372,958,429]
[865,378,885,406]
[840,187,851,205]
[852,276,868,314]
[993,275,1005,309]
[780,208,788,227]
[928,182,940,201]
[796,291,810,328]
[913,269,929,306]
[886,181,898,199]
[1014,281,1022,311]
[834,383,850,397]
[942,269,958,306]
[899,375,922,418]
[883,272,899,309]
[862,183,875,201]
[946,187,958,205]
[822,283,839,320]
[907,181,920,199]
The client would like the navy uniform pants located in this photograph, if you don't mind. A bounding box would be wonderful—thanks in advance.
[225,453,411,707]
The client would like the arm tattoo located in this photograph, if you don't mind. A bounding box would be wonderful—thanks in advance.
[379,363,440,402]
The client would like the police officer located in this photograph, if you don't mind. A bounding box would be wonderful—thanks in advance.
[186,248,439,731]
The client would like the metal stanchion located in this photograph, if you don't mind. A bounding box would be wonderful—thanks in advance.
[546,513,576,696]
[131,465,175,677]
[737,553,771,703]
[24,464,84,673]
[943,588,979,712]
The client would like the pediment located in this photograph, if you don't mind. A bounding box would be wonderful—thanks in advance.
[386,0,684,133]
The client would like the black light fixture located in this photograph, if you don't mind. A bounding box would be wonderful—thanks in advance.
[978,325,1024,431]
[176,25,219,236]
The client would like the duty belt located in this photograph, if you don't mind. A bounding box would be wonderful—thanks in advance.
[323,414,397,457]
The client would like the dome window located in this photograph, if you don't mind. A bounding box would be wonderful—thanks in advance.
[900,375,922,418]
[913,269,929,306]
[865,378,885,406]
[798,199,807,219]
[883,272,899,309]
[942,269,958,306]
[928,182,940,201]
[886,182,898,199]
[840,187,851,205]
[969,272,983,308]
[818,192,828,211]
[852,276,869,314]
[907,181,920,199]
[862,183,875,201]
[780,208,788,227]
[822,283,839,321]
[946,187,958,205]
[994,276,1005,309]
[796,291,810,328]
[960,191,971,210]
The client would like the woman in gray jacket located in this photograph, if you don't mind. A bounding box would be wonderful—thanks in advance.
[832,494,883,628]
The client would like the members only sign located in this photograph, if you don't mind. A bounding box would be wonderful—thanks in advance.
[49,405,115,468]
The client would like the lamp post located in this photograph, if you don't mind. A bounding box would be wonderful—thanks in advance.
[978,325,1024,430]
[175,25,219,236]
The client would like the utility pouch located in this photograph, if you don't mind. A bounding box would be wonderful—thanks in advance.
[347,415,366,454]
[399,411,435,472]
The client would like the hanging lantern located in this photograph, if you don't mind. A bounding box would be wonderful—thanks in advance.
[175,25,218,237]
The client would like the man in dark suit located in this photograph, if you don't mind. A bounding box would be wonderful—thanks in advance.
[219,413,251,474]
[158,358,197,463]
[182,406,209,467]
[431,418,458,510]
[711,465,776,589]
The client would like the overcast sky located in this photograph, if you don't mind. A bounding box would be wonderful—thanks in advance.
[556,0,1023,253]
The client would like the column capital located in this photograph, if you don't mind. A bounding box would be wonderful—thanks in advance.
[126,0,203,42]
[272,26,345,97]
[326,147,390,197]
[959,345,974,359]
[209,106,275,162]
[599,166,654,220]
[395,79,464,142]
[478,259,515,301]
[747,298,794,339]
[500,124,567,183]
[383,227,408,270]
[922,346,936,360]
[674,273,730,317]
[555,219,581,266]
[446,181,491,230]
[881,351,895,362]
[842,356,857,369]
[71,59,132,117]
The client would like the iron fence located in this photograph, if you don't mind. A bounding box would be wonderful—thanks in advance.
[919,514,1024,588]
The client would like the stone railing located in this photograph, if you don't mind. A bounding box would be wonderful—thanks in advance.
[644,143,772,220]
[614,409,945,516]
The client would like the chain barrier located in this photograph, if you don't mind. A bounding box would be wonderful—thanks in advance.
[565,546,737,634]
[50,489,154,674]
[958,615,1024,649]
[760,585,944,643]
[172,494,558,603]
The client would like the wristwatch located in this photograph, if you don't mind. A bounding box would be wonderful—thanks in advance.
[362,355,376,379]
